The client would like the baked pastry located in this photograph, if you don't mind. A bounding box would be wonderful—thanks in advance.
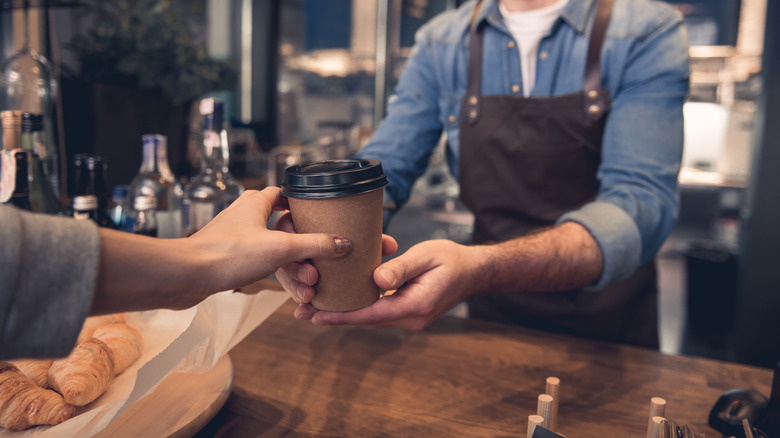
[93,323,143,375]
[48,338,115,406]
[77,313,126,344]
[0,362,75,431]
[9,359,53,388]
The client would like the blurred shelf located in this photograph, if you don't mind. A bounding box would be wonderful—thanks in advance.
[1,0,86,10]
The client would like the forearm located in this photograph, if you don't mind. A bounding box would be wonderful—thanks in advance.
[476,222,603,294]
[92,229,213,315]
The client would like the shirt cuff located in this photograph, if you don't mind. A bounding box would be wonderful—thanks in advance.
[556,201,641,290]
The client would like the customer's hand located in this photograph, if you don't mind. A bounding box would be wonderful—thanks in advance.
[94,187,355,314]
[286,239,487,331]
[188,187,354,295]
[273,210,398,305]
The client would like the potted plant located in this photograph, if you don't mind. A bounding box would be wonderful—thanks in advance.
[63,0,236,190]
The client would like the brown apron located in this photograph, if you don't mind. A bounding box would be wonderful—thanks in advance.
[460,0,658,348]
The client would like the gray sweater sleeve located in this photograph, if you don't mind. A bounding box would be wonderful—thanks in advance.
[0,206,100,359]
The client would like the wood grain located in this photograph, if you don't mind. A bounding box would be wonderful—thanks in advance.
[214,300,772,437]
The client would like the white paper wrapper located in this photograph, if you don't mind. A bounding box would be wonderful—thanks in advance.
[1,287,290,437]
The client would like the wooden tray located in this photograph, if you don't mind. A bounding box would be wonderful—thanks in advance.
[93,355,233,438]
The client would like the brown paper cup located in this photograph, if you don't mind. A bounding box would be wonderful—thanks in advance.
[282,159,388,312]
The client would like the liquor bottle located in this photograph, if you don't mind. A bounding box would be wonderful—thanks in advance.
[29,112,61,200]
[183,98,244,236]
[71,154,116,228]
[110,184,132,232]
[71,194,99,222]
[1,110,21,149]
[2,150,32,210]
[131,195,158,237]
[128,134,184,238]
[20,112,62,214]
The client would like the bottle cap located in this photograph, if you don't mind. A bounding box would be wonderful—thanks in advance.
[142,134,167,148]
[1,110,22,149]
[134,195,158,211]
[73,195,98,211]
[201,98,224,131]
[281,159,388,199]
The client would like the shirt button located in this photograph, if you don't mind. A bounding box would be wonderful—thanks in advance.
[449,115,456,123]
[507,41,515,49]
[539,50,549,60]
[512,84,520,93]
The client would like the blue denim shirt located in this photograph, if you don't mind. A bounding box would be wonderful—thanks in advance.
[358,0,690,289]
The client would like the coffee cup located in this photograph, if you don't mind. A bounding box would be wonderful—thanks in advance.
[281,159,388,311]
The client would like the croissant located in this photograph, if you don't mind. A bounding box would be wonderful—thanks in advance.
[77,313,126,344]
[0,362,75,431]
[48,338,114,406]
[9,359,53,388]
[93,323,143,375]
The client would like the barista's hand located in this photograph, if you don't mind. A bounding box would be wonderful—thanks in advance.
[273,211,398,304]
[293,239,488,331]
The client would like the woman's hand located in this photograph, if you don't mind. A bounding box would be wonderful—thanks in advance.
[188,187,354,294]
[94,187,353,314]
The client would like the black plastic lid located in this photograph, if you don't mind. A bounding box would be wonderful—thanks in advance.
[281,159,388,199]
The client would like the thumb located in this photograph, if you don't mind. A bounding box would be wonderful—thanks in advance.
[373,244,434,290]
[283,233,352,262]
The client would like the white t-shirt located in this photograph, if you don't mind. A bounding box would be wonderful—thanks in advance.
[499,0,568,96]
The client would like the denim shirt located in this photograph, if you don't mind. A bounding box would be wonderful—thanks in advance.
[358,0,690,289]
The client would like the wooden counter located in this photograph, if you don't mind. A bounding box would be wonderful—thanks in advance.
[207,300,772,437]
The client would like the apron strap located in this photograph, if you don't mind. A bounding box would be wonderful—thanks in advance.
[464,0,616,125]
[465,0,485,125]
[583,0,615,121]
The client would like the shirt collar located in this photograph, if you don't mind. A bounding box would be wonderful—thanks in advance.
[472,0,597,35]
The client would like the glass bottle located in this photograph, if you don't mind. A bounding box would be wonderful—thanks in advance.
[132,195,158,237]
[1,111,31,210]
[110,184,132,232]
[1,110,21,149]
[2,149,32,210]
[0,4,57,116]
[71,194,99,222]
[128,134,184,238]
[71,154,116,228]
[21,112,62,214]
[183,98,244,236]
[28,110,60,199]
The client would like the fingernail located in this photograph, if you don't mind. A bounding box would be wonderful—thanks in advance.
[312,318,328,326]
[334,236,352,254]
[377,267,396,288]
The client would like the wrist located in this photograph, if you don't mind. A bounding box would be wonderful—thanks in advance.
[464,244,498,296]
[178,235,226,299]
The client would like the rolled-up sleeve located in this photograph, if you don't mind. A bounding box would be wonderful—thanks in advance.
[0,206,100,359]
[560,8,690,289]
[557,201,642,289]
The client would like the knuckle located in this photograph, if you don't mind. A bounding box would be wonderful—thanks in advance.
[418,302,437,318]
[315,234,333,255]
